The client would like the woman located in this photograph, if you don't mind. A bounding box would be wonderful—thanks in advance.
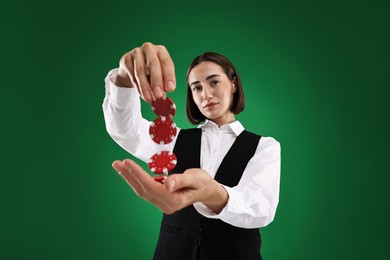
[103,42,281,259]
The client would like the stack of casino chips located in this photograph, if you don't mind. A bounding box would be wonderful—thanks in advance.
[148,94,177,183]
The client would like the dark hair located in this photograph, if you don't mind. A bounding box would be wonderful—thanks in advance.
[186,52,245,125]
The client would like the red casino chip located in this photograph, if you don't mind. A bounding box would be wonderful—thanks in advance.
[153,176,166,183]
[149,116,177,145]
[151,95,176,118]
[148,151,177,174]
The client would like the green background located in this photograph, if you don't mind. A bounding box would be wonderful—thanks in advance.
[2,0,389,259]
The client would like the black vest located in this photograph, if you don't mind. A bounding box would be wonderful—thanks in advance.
[153,128,262,260]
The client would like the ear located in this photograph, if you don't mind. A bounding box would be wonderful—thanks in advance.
[232,82,237,93]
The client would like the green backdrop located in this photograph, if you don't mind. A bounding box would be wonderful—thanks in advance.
[2,0,389,259]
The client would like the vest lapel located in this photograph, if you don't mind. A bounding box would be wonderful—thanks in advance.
[214,130,261,187]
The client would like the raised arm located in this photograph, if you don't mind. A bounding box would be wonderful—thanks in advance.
[102,43,178,162]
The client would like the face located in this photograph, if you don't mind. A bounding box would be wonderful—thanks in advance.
[188,61,236,127]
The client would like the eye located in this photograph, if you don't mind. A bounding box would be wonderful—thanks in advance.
[210,80,220,86]
[192,85,202,92]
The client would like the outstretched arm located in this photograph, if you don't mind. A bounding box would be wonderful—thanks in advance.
[112,159,228,214]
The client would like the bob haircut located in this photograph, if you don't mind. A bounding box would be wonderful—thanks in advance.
[186,52,245,125]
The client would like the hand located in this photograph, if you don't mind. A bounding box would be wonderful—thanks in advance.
[115,42,176,102]
[112,159,229,214]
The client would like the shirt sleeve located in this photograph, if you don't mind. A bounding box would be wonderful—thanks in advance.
[193,136,281,228]
[102,69,176,163]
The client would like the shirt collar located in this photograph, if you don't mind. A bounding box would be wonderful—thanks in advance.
[197,119,244,136]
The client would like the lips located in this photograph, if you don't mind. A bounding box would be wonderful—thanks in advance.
[203,102,218,109]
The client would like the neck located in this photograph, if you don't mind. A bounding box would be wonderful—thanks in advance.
[212,114,235,128]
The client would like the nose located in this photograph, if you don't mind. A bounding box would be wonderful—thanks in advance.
[201,85,212,100]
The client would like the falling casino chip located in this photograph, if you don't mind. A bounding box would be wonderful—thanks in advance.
[149,116,177,145]
[153,176,167,183]
[151,95,176,117]
[148,151,177,174]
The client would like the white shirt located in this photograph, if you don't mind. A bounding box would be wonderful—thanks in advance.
[102,69,281,229]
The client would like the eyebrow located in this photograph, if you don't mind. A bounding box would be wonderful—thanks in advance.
[189,74,221,87]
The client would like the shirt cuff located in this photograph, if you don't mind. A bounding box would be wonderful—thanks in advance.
[193,202,217,217]
[105,68,139,109]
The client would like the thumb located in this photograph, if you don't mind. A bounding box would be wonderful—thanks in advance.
[165,173,195,192]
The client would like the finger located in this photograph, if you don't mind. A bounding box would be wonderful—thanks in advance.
[157,46,176,92]
[113,160,175,213]
[146,50,164,99]
[121,160,167,197]
[114,159,163,204]
[112,160,144,196]
[122,159,155,184]
[122,159,174,210]
[133,48,153,102]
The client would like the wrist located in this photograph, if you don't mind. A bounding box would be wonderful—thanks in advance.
[203,181,228,214]
[114,68,133,88]
[114,77,133,88]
